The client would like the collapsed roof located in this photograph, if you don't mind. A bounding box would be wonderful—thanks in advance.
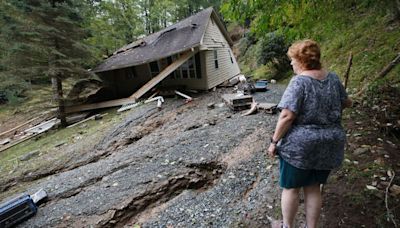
[92,7,232,73]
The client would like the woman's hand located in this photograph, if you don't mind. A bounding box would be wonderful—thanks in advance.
[267,143,277,157]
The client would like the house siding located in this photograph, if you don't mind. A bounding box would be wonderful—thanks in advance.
[201,18,241,89]
[205,49,240,88]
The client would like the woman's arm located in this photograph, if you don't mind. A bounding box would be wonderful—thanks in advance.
[267,109,296,157]
[342,97,352,109]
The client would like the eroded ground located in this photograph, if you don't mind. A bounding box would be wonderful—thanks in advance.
[1,86,288,227]
[2,84,399,227]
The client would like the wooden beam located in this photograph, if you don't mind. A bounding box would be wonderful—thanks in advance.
[65,97,136,113]
[129,50,196,100]
[65,50,196,114]
[0,115,43,137]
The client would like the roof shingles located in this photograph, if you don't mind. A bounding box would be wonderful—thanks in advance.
[92,8,214,73]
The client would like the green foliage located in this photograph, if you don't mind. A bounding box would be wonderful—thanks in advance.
[83,0,222,60]
[0,0,93,105]
[221,0,400,86]
[256,32,290,79]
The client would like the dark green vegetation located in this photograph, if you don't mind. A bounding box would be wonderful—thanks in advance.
[0,0,221,109]
[222,0,400,87]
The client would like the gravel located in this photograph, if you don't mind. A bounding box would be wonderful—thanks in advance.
[15,84,288,227]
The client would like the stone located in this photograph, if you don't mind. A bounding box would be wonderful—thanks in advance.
[0,138,10,145]
[353,147,369,156]
[389,185,400,196]
[19,150,40,161]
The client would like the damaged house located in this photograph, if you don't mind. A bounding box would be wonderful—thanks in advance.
[67,7,240,113]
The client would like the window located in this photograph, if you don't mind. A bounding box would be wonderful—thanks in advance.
[181,60,189,78]
[213,50,219,69]
[188,57,196,79]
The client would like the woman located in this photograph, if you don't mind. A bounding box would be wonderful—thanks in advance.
[268,39,352,228]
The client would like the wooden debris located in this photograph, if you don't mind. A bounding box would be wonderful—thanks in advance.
[66,97,136,113]
[144,96,164,109]
[0,133,39,153]
[0,115,45,137]
[222,93,253,111]
[147,91,159,100]
[117,103,140,113]
[24,118,59,134]
[175,90,192,102]
[356,52,400,96]
[257,102,278,114]
[385,170,398,227]
[241,102,258,116]
[130,50,196,100]
[67,113,108,128]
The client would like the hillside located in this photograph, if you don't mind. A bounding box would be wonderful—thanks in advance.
[0,1,399,227]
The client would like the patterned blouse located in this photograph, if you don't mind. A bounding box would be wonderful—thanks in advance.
[277,72,348,170]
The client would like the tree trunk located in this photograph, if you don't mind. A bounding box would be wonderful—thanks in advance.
[395,0,400,21]
[52,76,67,127]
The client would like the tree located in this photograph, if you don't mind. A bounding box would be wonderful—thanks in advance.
[1,0,92,127]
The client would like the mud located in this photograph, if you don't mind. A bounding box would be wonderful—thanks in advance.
[2,85,289,227]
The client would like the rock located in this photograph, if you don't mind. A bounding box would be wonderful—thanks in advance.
[366,185,377,190]
[353,147,369,156]
[389,185,400,196]
[19,150,40,161]
[0,138,10,145]
[207,103,215,109]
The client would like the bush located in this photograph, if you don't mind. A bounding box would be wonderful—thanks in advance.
[255,32,291,79]
[238,32,257,57]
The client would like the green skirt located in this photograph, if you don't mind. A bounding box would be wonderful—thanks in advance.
[279,156,331,189]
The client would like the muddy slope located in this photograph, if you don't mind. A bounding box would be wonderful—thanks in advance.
[12,86,286,227]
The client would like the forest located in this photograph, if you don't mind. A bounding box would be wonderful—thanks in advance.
[0,0,399,103]
[0,0,399,227]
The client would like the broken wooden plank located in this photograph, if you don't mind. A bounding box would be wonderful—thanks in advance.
[0,133,38,153]
[24,118,59,134]
[0,115,44,137]
[65,97,136,113]
[65,50,196,114]
[67,113,108,128]
[175,90,193,102]
[241,102,258,116]
[117,103,140,113]
[130,50,196,100]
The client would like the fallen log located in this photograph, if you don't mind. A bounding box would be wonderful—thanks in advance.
[356,53,400,96]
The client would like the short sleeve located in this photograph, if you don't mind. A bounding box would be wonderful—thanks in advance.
[278,76,304,114]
